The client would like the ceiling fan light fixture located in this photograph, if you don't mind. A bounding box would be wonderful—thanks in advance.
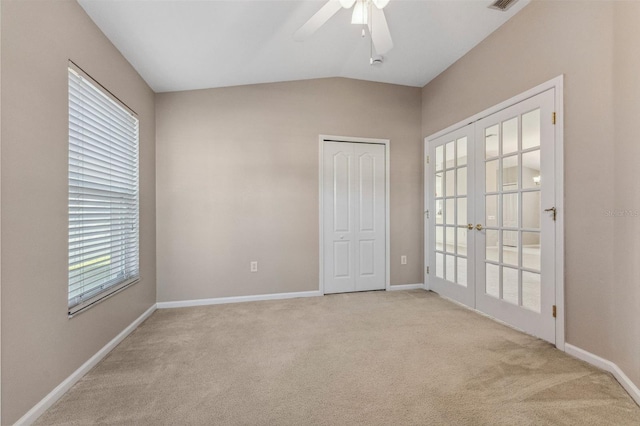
[339,0,357,8]
[372,0,390,9]
[351,1,368,25]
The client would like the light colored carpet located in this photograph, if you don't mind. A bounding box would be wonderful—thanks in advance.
[36,290,640,425]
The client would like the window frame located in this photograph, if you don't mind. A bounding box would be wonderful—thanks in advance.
[67,62,140,317]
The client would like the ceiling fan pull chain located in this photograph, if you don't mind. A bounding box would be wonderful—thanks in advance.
[369,3,373,63]
[369,0,374,63]
[362,0,367,37]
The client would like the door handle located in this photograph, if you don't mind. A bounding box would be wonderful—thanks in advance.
[476,224,483,231]
[544,207,557,221]
[340,235,345,240]
[467,224,473,230]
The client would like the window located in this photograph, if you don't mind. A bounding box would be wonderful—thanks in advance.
[68,64,139,316]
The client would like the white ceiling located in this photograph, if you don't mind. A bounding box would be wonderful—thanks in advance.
[78,0,529,93]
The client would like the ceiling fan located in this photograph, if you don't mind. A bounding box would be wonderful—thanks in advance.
[294,0,394,56]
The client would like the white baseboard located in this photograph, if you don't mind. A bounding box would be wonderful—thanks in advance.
[156,290,322,309]
[15,304,157,426]
[565,343,640,406]
[387,283,425,291]
[158,286,429,309]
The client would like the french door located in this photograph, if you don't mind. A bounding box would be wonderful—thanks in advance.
[428,124,476,308]
[427,89,557,343]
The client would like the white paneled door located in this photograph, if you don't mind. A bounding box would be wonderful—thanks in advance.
[323,141,386,294]
[427,88,557,344]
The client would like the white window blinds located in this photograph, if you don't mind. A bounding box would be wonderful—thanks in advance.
[68,65,140,315]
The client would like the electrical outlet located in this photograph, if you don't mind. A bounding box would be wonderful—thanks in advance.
[250,261,258,272]
[401,255,407,265]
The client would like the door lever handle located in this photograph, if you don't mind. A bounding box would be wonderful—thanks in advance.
[544,207,557,221]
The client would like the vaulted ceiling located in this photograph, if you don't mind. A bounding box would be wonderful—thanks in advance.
[78,0,529,93]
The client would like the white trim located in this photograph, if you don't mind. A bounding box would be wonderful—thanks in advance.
[156,291,322,309]
[384,140,391,292]
[318,135,391,295]
[565,344,640,406]
[387,284,425,291]
[552,76,565,351]
[318,138,324,294]
[423,139,429,291]
[15,304,157,426]
[424,75,565,350]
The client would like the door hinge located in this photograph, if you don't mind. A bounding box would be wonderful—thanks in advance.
[425,210,430,219]
[552,305,557,318]
[426,155,430,164]
[426,266,430,274]
[552,112,556,125]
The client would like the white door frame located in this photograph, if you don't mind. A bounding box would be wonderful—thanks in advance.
[424,75,565,350]
[319,135,391,295]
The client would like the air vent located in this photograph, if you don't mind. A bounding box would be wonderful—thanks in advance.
[488,0,518,11]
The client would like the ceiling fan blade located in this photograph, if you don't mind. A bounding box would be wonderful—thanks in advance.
[368,7,393,54]
[294,1,343,41]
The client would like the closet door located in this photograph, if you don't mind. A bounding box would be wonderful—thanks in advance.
[323,142,386,294]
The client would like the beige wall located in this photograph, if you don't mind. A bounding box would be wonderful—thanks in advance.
[2,0,638,422]
[422,0,639,388]
[1,1,156,423]
[612,1,640,387]
[156,78,422,302]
